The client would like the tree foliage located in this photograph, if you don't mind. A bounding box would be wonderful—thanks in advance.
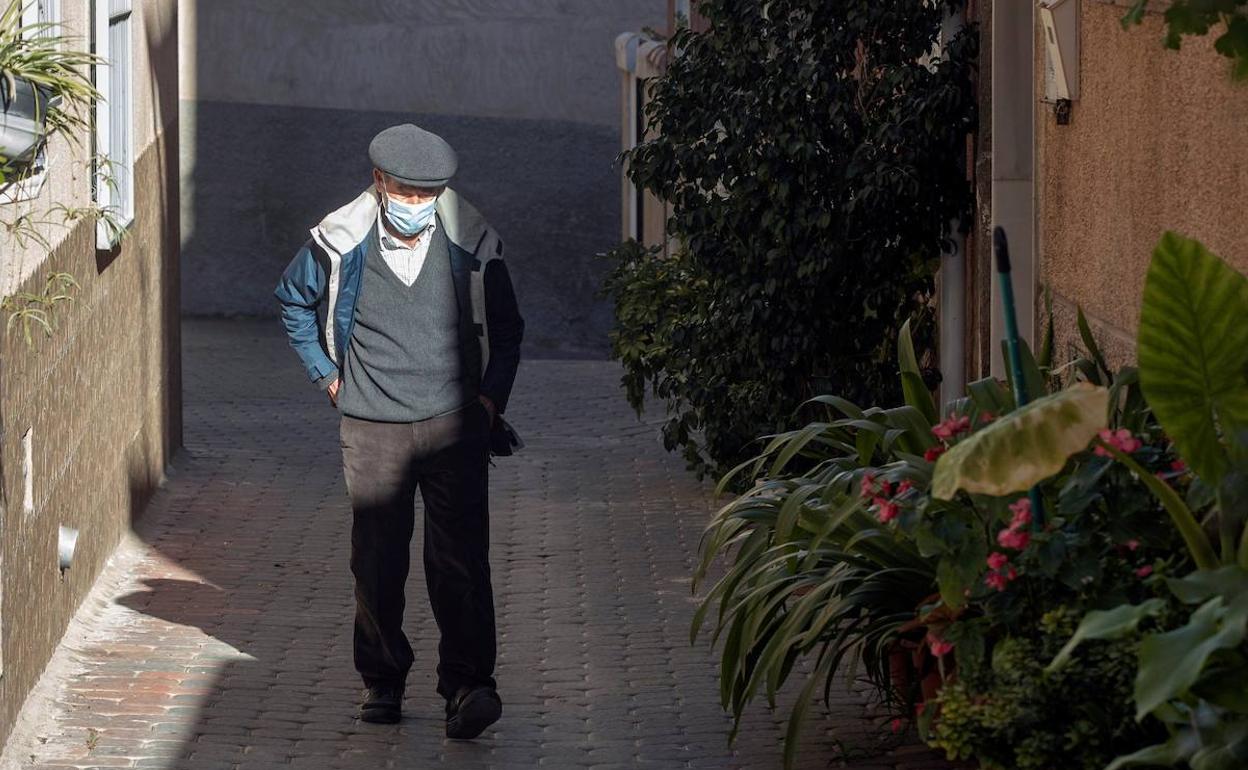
[602,0,978,480]
[1123,1,1248,80]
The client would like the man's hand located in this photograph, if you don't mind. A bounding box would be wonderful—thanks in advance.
[478,394,496,427]
[328,377,340,406]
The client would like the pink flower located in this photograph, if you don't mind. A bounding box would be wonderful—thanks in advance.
[997,527,1031,550]
[987,552,1010,571]
[1095,428,1143,457]
[879,479,894,497]
[923,445,946,462]
[896,480,914,496]
[1171,459,1188,474]
[860,473,877,500]
[985,571,1011,591]
[1124,539,1140,552]
[875,498,901,523]
[927,635,955,658]
[1136,565,1154,578]
[979,412,996,423]
[932,415,972,441]
[890,718,903,734]
[1008,498,1033,529]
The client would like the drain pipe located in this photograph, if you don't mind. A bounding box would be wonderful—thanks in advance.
[938,6,968,408]
[58,525,78,577]
[990,0,1036,378]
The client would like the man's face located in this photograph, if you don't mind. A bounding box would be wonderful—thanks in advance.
[373,169,444,204]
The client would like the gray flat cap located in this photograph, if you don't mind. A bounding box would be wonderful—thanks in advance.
[368,124,458,187]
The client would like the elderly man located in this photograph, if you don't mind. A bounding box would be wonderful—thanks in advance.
[273,124,523,738]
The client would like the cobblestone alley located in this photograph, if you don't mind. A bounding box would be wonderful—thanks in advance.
[2,319,953,770]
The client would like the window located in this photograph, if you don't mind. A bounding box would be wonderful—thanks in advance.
[93,0,133,247]
[20,0,59,36]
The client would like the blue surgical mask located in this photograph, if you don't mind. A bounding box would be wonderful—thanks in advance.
[382,190,437,236]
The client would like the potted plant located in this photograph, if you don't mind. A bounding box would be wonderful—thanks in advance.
[0,0,100,177]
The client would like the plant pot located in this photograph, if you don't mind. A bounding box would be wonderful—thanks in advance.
[0,77,56,163]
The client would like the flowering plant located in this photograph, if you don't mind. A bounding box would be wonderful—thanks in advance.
[692,310,1180,768]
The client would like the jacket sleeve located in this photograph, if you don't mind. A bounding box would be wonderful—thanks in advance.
[480,257,524,414]
[273,239,338,385]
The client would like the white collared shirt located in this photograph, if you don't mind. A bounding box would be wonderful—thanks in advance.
[375,212,437,287]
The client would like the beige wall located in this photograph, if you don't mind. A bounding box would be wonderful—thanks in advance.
[0,0,180,747]
[1038,1,1248,366]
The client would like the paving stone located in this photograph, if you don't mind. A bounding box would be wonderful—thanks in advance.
[2,319,957,770]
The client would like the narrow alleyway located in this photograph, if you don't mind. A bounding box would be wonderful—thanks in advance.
[4,319,952,770]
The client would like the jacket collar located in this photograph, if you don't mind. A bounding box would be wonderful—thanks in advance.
[311,186,488,257]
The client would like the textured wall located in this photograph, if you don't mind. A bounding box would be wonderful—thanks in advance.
[0,0,180,748]
[0,131,181,753]
[1038,2,1248,366]
[179,0,661,356]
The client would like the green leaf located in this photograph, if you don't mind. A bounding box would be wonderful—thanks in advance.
[932,383,1109,500]
[1077,305,1112,380]
[1106,735,1200,770]
[1058,456,1113,517]
[898,318,937,425]
[1167,566,1248,605]
[967,376,1014,416]
[1047,599,1166,672]
[1137,232,1248,490]
[1135,597,1248,719]
[783,648,836,770]
[936,539,985,610]
[882,405,936,455]
[1120,1,1150,30]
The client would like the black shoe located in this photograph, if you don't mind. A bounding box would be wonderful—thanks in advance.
[359,684,404,724]
[445,685,502,739]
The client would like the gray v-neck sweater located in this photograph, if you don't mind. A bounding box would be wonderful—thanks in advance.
[338,222,477,422]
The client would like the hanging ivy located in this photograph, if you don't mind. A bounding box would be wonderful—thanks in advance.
[602,0,978,481]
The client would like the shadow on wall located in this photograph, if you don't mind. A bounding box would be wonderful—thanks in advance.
[180,107,622,360]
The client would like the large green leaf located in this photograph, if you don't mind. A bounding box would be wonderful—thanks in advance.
[1168,566,1248,605]
[1138,232,1248,489]
[1135,597,1248,719]
[1047,599,1166,671]
[931,383,1109,500]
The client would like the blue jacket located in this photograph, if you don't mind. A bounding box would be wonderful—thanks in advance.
[273,187,525,416]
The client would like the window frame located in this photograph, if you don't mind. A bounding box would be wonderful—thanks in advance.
[93,0,135,248]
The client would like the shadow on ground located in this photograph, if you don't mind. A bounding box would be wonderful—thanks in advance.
[11,318,948,770]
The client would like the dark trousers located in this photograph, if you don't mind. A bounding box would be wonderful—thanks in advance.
[338,400,497,701]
